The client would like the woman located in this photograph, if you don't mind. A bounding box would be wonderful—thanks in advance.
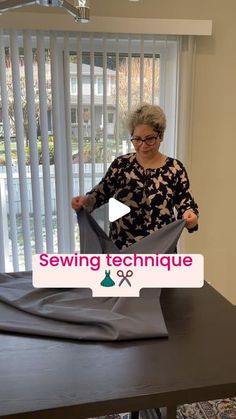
[71,103,199,250]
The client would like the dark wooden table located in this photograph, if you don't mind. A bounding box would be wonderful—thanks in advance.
[0,283,235,419]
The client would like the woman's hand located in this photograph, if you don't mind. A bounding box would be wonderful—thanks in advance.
[182,209,198,230]
[71,195,89,211]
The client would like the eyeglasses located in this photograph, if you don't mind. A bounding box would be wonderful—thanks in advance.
[130,135,159,146]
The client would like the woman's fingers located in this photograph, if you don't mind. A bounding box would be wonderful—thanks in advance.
[182,210,198,229]
[71,197,79,210]
[71,196,87,210]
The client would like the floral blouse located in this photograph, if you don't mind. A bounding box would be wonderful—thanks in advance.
[86,153,199,250]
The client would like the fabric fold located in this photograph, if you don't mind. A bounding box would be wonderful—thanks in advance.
[0,210,186,341]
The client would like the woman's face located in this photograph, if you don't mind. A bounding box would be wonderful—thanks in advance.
[132,124,162,159]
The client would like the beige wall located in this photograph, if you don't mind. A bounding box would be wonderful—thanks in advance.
[1,0,235,303]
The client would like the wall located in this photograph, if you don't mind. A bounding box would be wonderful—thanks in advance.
[1,0,235,303]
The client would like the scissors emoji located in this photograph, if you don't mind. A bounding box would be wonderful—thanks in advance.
[117,270,133,287]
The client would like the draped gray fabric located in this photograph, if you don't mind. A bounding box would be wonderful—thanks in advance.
[0,211,186,341]
[77,209,186,254]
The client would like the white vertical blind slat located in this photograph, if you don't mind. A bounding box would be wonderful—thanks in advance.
[152,38,156,105]
[55,35,71,252]
[10,30,32,270]
[127,37,132,153]
[102,36,109,232]
[50,33,66,252]
[0,180,9,271]
[115,37,120,156]
[140,36,144,103]
[37,31,54,253]
[0,30,19,271]
[128,37,132,112]
[64,34,75,253]
[77,34,84,195]
[24,30,43,253]
[159,37,167,109]
[0,187,6,272]
[90,35,96,187]
[102,36,108,172]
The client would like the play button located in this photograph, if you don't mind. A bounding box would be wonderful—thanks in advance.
[108,198,130,222]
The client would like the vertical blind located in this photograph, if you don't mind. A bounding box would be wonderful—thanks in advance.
[0,30,180,272]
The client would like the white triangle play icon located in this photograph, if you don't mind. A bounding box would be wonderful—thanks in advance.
[108,198,130,222]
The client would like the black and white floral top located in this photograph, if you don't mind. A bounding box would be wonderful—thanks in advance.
[87,153,199,250]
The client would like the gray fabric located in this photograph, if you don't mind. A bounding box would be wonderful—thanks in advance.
[77,209,186,254]
[78,209,118,254]
[0,273,167,341]
[0,212,186,341]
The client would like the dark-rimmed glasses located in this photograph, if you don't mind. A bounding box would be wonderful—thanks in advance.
[130,135,159,146]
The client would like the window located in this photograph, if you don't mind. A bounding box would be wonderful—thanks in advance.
[47,110,52,133]
[108,112,114,124]
[70,76,77,95]
[71,108,77,124]
[95,76,112,96]
[0,108,3,138]
[96,77,103,95]
[0,31,181,272]
[83,108,90,123]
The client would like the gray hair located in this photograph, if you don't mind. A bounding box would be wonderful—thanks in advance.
[127,103,166,139]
